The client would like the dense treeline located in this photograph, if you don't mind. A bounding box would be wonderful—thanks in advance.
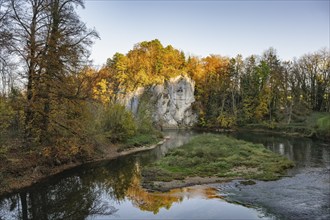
[0,0,329,167]
[98,39,329,129]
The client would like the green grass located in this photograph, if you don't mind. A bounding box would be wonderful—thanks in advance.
[289,112,330,139]
[316,114,330,139]
[143,134,294,182]
[118,132,163,152]
[243,112,330,139]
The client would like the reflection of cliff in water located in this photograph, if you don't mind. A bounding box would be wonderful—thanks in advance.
[125,161,221,214]
[0,133,220,219]
[2,131,327,219]
[125,162,182,214]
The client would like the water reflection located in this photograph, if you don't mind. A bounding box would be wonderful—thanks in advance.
[0,175,117,220]
[0,157,232,220]
[1,131,329,219]
[231,132,330,171]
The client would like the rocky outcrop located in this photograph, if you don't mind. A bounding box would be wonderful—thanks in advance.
[121,75,197,129]
[152,75,196,128]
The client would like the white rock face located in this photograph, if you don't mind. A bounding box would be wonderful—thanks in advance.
[119,87,145,115]
[121,75,197,129]
[152,75,196,128]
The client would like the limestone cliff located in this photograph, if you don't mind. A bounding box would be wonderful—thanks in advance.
[121,75,196,129]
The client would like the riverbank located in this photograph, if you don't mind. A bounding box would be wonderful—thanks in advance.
[0,137,168,197]
[142,134,294,192]
[195,112,330,141]
[142,176,236,192]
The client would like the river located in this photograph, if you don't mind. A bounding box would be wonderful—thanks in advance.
[0,130,329,220]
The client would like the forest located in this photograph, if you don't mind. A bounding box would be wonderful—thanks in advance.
[0,0,329,194]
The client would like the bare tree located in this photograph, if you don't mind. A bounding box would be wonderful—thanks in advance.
[0,0,13,96]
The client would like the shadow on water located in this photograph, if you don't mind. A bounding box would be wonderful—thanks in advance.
[0,130,329,219]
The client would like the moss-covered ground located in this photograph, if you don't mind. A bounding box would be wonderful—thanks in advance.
[142,134,294,185]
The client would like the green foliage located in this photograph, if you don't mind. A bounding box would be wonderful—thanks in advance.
[317,115,330,130]
[0,90,24,138]
[135,92,157,134]
[103,39,186,93]
[0,97,15,132]
[143,134,294,182]
[316,114,330,139]
[119,133,160,151]
[101,41,329,134]
[101,104,137,142]
[216,114,236,128]
[118,91,163,151]
[1,29,329,174]
[0,146,8,160]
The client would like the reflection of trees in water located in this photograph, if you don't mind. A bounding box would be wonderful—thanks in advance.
[126,173,223,215]
[1,131,329,219]
[125,162,182,214]
[93,157,140,202]
[135,130,196,164]
[92,158,183,214]
[0,175,118,220]
[0,154,142,219]
[0,154,222,219]
[124,161,223,214]
[232,132,329,168]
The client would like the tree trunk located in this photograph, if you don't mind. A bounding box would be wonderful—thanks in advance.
[20,192,28,220]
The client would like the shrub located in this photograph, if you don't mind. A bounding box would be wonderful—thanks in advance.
[101,104,137,142]
[316,115,330,139]
[0,98,15,133]
[216,114,236,128]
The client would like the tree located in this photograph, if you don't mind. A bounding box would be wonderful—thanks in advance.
[260,48,282,122]
[0,0,14,96]
[193,55,233,127]
[297,50,330,112]
[239,55,258,123]
[10,0,98,148]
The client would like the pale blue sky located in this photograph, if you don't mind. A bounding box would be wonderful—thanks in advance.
[78,0,330,66]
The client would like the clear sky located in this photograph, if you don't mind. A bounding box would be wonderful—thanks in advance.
[78,0,330,66]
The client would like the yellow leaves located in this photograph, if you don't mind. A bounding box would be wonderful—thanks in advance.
[93,79,111,104]
[217,114,236,128]
[255,101,268,121]
[69,144,79,155]
[202,55,230,76]
[42,147,52,157]
[186,56,204,82]
[105,39,188,91]
[255,86,271,121]
[0,98,15,131]
[41,139,81,160]
[97,79,108,93]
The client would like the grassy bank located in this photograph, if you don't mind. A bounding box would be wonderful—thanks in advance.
[0,133,163,197]
[118,132,163,152]
[240,112,330,140]
[142,134,294,190]
[315,113,330,140]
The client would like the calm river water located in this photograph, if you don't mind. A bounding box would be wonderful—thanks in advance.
[0,130,329,220]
